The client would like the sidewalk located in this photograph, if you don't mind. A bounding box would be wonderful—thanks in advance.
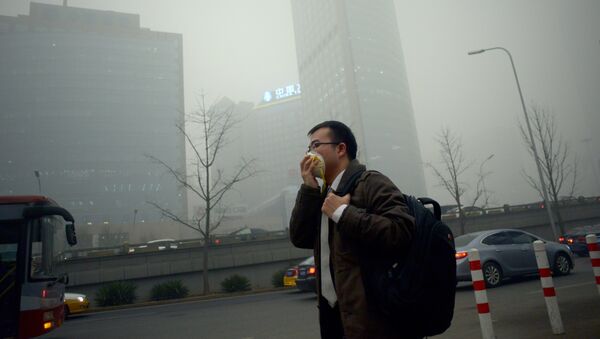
[82,286,294,314]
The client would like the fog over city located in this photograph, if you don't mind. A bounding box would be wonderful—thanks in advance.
[1,2,600,338]
[1,0,598,238]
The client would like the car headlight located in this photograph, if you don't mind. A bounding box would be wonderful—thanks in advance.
[77,296,85,302]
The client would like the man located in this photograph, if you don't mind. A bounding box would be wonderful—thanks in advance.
[289,121,416,339]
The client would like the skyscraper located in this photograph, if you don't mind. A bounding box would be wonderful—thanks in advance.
[0,3,187,227]
[291,0,426,195]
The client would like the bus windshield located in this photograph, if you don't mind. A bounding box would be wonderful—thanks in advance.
[29,216,67,280]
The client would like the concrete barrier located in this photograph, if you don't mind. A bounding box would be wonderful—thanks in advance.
[444,202,600,239]
[58,238,312,304]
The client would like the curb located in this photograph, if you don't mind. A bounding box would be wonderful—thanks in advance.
[81,287,297,314]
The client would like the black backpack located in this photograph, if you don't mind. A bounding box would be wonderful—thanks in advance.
[337,170,457,338]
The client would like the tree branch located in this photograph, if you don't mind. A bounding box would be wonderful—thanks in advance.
[145,154,206,201]
[146,201,206,238]
[211,159,259,208]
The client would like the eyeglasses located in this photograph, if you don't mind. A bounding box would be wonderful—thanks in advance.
[307,141,340,153]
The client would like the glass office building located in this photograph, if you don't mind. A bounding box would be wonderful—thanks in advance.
[0,3,187,225]
[291,0,427,195]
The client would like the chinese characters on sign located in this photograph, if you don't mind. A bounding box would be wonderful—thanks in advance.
[263,83,301,103]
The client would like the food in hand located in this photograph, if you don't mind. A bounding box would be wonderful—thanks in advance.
[306,151,325,177]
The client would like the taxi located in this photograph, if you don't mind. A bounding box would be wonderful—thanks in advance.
[64,293,90,317]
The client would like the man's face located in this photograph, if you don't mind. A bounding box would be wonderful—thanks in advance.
[308,127,343,175]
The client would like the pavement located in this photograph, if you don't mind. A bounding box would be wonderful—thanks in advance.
[439,256,600,338]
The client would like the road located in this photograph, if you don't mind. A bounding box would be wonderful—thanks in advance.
[45,257,600,339]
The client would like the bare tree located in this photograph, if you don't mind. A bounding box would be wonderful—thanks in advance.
[147,95,258,295]
[520,104,578,235]
[427,127,493,235]
[473,154,495,209]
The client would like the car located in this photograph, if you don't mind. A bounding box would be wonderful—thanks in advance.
[444,206,485,218]
[283,265,299,287]
[64,293,90,317]
[455,229,574,288]
[559,225,600,256]
[127,239,179,253]
[295,256,317,292]
[146,239,178,251]
[284,256,316,287]
[229,227,269,241]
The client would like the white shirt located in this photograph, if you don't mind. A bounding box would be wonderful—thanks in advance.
[320,170,346,307]
[330,171,348,222]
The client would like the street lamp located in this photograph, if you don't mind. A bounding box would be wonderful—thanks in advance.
[133,209,138,225]
[34,170,42,194]
[468,46,559,240]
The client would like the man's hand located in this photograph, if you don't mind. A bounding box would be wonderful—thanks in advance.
[300,155,319,189]
[322,192,351,219]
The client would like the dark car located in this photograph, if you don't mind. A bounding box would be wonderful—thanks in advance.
[295,256,316,292]
[455,229,574,287]
[559,225,600,256]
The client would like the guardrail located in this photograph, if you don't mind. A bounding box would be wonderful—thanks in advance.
[58,229,289,261]
[440,196,600,220]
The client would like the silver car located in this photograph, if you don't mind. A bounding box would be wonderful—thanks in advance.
[455,229,574,287]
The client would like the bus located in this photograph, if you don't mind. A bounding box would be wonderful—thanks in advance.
[0,196,77,338]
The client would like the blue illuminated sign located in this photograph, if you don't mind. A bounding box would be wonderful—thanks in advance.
[262,83,301,103]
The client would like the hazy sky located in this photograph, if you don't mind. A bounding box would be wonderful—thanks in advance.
[2,0,599,205]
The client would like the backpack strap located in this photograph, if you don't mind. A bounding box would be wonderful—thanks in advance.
[417,197,442,221]
[335,170,442,221]
[333,169,366,196]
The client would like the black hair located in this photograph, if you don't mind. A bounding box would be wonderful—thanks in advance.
[308,121,358,160]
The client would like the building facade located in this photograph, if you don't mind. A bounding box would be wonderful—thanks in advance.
[290,0,427,195]
[211,86,306,232]
[0,3,187,228]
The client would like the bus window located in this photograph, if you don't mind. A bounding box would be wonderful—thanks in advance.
[29,217,61,280]
[0,222,18,292]
[0,244,17,275]
[0,221,19,338]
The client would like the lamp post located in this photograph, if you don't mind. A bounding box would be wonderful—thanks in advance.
[34,170,42,194]
[468,47,559,240]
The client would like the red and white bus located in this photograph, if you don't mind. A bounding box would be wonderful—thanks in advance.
[0,196,77,338]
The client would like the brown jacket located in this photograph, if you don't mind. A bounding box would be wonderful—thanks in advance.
[289,159,415,338]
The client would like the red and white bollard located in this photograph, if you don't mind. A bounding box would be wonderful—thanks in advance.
[468,248,495,339]
[586,234,600,296]
[533,240,565,335]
